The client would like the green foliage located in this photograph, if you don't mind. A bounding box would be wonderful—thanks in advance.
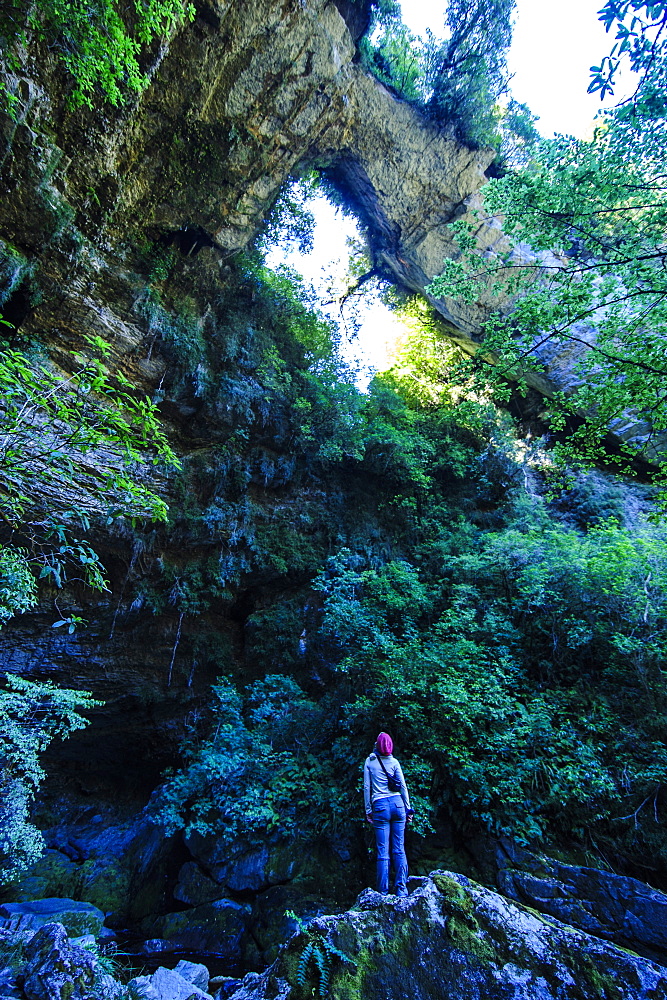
[245,600,308,671]
[126,223,667,875]
[0,675,99,882]
[494,99,541,170]
[258,176,318,256]
[0,333,175,527]
[589,1,667,103]
[0,322,178,625]
[149,328,667,868]
[0,0,195,112]
[137,287,207,387]
[294,934,355,998]
[238,256,346,380]
[360,19,423,103]
[426,28,667,503]
[0,546,37,624]
[307,508,667,848]
[149,675,338,845]
[425,0,514,145]
[360,0,514,146]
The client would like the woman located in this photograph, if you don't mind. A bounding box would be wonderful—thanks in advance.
[363,731,414,896]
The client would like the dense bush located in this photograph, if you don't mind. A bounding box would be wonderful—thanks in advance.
[149,675,339,846]
[1,0,194,112]
[0,676,98,881]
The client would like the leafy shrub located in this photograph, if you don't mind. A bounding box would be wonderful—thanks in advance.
[1,0,195,111]
[0,676,99,882]
[360,0,515,147]
[149,676,338,845]
[0,318,178,628]
[0,547,37,625]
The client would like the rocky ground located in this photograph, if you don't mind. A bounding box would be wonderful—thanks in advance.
[1,870,666,1000]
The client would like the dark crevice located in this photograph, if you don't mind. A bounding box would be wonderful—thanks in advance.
[1,282,32,331]
[160,225,222,257]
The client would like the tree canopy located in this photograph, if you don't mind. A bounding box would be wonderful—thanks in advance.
[361,0,515,147]
[425,1,667,505]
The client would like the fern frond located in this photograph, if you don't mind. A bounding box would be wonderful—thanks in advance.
[315,946,331,998]
[296,940,315,989]
[322,939,357,968]
[286,908,308,934]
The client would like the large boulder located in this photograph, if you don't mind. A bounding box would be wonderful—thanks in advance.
[10,851,82,905]
[22,922,120,1000]
[128,966,213,1000]
[0,899,105,939]
[11,811,175,926]
[173,863,226,907]
[225,872,667,1000]
[173,960,210,993]
[147,900,249,962]
[184,835,298,893]
[494,840,667,962]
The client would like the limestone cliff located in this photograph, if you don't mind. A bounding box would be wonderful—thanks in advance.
[1,0,659,449]
[0,0,498,813]
[1,0,665,987]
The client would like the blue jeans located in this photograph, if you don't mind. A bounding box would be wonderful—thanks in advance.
[372,795,408,895]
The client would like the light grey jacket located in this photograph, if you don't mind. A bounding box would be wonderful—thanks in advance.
[363,752,412,815]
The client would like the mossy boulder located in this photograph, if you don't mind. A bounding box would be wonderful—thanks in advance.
[11,814,174,926]
[0,899,105,939]
[9,851,82,904]
[495,841,667,963]
[224,871,667,1000]
[184,833,299,892]
[146,899,250,962]
[173,862,226,907]
[22,922,107,1000]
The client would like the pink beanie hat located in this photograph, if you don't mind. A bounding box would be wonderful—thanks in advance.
[376,732,393,756]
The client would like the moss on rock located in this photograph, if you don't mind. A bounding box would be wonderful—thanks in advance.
[236,873,667,1000]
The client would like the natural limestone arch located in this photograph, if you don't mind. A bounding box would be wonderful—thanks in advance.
[1,0,663,457]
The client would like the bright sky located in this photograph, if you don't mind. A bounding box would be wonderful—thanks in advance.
[269,0,631,385]
[402,0,625,137]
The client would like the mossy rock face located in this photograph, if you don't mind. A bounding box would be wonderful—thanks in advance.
[79,858,128,917]
[225,872,667,1000]
[184,831,301,892]
[432,872,475,916]
[249,884,337,965]
[446,914,496,965]
[146,898,250,962]
[23,923,100,1000]
[10,850,82,903]
[496,844,667,962]
[9,816,172,926]
[0,898,105,938]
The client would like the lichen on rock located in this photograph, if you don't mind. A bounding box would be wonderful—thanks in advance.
[224,873,667,1000]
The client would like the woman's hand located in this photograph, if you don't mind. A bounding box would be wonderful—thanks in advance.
[366,812,373,824]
